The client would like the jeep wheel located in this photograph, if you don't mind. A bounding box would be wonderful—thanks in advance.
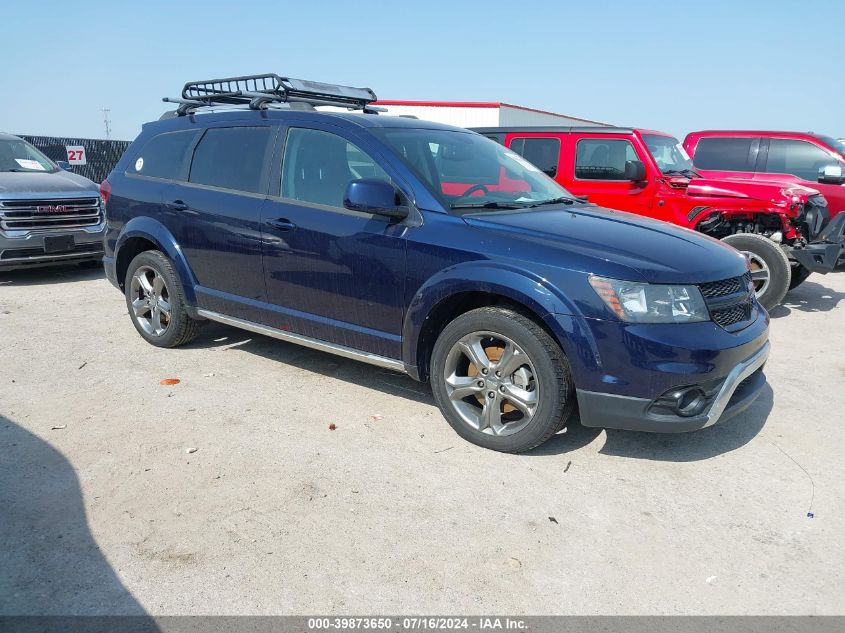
[788,263,812,291]
[430,307,575,453]
[124,250,201,348]
[721,233,791,310]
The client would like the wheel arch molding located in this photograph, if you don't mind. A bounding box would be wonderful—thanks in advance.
[402,262,599,381]
[115,217,197,305]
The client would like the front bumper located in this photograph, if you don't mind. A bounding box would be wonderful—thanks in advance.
[0,226,105,271]
[577,341,769,432]
[791,211,845,273]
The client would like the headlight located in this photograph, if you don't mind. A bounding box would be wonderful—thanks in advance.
[589,276,709,323]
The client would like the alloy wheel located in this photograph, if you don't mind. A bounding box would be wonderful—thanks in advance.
[743,251,771,297]
[130,266,172,336]
[442,331,539,436]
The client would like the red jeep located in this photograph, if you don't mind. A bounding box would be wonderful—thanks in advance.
[474,126,845,309]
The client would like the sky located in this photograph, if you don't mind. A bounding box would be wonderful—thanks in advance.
[3,0,842,142]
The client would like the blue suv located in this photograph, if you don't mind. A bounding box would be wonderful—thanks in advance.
[103,74,770,453]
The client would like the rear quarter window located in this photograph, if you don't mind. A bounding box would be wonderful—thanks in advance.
[692,137,755,171]
[127,130,198,180]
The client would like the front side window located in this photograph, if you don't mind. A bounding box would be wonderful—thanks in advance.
[575,139,638,180]
[763,138,841,181]
[281,128,390,208]
[129,130,198,180]
[189,127,272,193]
[692,137,755,171]
[509,137,561,177]
[642,134,694,175]
[375,129,573,211]
[0,138,56,173]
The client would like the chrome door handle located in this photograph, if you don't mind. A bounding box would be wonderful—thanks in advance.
[267,218,297,231]
[165,200,188,211]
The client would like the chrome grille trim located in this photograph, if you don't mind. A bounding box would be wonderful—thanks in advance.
[0,197,102,232]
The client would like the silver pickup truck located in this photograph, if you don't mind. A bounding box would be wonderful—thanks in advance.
[0,133,104,271]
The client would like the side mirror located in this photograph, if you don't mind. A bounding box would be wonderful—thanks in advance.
[624,159,646,181]
[818,164,845,185]
[344,179,409,220]
[55,160,72,171]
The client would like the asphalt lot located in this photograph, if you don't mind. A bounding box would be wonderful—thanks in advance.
[1,264,844,616]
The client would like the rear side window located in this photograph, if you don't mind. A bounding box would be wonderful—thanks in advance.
[129,130,197,180]
[692,137,755,171]
[189,127,273,194]
[575,139,637,180]
[763,138,839,181]
[509,137,560,177]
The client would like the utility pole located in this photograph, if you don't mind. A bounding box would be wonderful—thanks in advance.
[102,108,112,140]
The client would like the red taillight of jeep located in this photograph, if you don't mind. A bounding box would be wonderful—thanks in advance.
[100,179,111,205]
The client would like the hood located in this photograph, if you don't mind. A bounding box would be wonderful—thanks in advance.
[0,170,99,197]
[463,204,748,284]
[681,176,819,204]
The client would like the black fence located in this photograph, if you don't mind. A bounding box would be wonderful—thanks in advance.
[18,135,131,184]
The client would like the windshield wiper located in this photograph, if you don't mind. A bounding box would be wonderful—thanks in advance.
[524,196,580,208]
[663,168,701,178]
[449,201,525,210]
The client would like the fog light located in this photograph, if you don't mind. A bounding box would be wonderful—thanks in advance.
[656,386,708,418]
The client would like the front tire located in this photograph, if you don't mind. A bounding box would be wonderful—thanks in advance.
[430,307,575,453]
[721,233,791,310]
[124,250,201,348]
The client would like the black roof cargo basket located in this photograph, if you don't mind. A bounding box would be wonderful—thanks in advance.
[162,73,382,116]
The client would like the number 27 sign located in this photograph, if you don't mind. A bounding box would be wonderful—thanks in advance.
[65,146,87,165]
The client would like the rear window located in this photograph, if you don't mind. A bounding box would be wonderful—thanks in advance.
[128,130,197,180]
[692,137,755,171]
[189,127,273,194]
[509,137,560,177]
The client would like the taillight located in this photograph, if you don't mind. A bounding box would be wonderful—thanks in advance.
[100,179,112,206]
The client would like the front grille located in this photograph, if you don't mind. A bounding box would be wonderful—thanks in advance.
[0,197,102,232]
[698,272,754,331]
[711,302,753,328]
[800,195,830,240]
[699,272,751,298]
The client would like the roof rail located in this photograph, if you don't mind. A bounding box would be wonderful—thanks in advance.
[162,73,383,116]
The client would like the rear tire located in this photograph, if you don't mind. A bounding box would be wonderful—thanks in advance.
[721,233,791,310]
[430,307,575,453]
[124,250,201,348]
[788,263,812,291]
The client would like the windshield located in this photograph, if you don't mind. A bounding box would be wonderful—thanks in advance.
[642,134,694,174]
[0,139,56,173]
[818,135,845,156]
[374,128,575,211]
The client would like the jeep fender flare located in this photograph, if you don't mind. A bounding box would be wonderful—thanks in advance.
[402,261,602,381]
[115,217,198,305]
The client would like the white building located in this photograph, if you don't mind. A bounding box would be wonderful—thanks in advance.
[372,100,611,128]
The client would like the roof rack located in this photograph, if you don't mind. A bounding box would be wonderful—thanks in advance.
[162,73,383,116]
